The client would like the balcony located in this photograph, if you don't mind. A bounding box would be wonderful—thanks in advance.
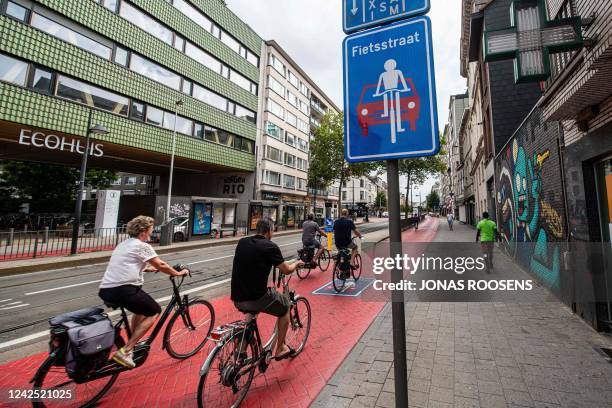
[310,100,326,117]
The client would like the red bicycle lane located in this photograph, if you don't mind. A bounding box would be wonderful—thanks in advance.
[0,217,439,408]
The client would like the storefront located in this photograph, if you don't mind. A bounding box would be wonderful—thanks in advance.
[189,197,239,240]
[249,192,280,230]
[281,195,306,228]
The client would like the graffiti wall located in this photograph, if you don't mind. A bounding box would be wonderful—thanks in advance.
[495,107,567,292]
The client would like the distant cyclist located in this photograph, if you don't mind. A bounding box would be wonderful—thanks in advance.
[99,216,188,368]
[447,212,454,230]
[334,209,362,268]
[476,212,497,270]
[301,214,327,262]
[231,218,303,360]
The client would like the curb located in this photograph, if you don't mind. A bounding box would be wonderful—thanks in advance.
[1,229,303,276]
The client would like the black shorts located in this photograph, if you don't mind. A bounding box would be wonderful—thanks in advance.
[233,288,290,317]
[303,239,321,249]
[99,285,161,317]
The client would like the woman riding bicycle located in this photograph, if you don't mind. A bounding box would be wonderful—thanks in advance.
[231,217,303,360]
[98,215,188,368]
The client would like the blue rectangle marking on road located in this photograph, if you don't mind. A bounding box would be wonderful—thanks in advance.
[312,278,374,297]
[343,0,431,34]
[343,16,439,162]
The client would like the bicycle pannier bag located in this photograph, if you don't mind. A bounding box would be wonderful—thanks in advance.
[49,307,114,378]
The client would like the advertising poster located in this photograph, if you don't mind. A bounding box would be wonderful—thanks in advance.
[192,202,212,235]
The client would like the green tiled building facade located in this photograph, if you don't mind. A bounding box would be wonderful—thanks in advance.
[0,0,264,228]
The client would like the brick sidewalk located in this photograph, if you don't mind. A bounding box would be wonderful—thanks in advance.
[313,219,612,408]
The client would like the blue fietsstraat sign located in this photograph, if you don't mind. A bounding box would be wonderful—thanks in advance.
[343,16,439,162]
[343,0,431,34]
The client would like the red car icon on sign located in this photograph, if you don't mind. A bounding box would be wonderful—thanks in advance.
[357,78,420,136]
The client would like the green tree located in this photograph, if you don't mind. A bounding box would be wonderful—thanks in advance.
[0,161,117,212]
[426,191,440,211]
[308,112,378,211]
[399,135,447,217]
[374,191,387,209]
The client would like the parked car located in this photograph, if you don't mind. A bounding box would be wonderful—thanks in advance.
[357,77,420,136]
[150,216,189,242]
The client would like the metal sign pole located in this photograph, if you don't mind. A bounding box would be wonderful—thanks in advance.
[386,159,408,407]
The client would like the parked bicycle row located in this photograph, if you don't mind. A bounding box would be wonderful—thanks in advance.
[29,211,364,407]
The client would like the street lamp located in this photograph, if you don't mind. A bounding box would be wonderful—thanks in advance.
[70,110,109,255]
[164,100,183,224]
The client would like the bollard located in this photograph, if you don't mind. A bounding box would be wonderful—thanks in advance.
[43,227,49,244]
[33,231,39,258]
[327,232,333,250]
[7,228,14,246]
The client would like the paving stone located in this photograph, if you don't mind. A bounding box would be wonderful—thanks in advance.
[333,384,360,399]
[324,396,353,408]
[454,396,481,408]
[503,389,534,407]
[479,392,509,408]
[431,374,453,389]
[500,376,528,392]
[357,381,383,398]
[375,391,395,408]
[478,380,504,396]
[349,396,377,408]
[365,370,388,384]
[408,376,431,392]
[429,385,454,404]
[455,382,479,399]
[406,390,428,407]
[370,361,392,372]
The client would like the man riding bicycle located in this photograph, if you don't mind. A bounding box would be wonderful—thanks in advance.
[476,211,498,270]
[301,213,327,262]
[231,218,304,360]
[334,209,362,268]
[99,216,188,369]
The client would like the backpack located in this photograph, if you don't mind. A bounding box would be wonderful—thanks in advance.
[49,307,115,378]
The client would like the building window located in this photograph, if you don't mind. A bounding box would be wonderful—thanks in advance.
[125,176,137,185]
[173,0,212,32]
[284,153,296,168]
[297,158,308,171]
[286,112,297,128]
[287,90,298,108]
[265,171,281,186]
[285,132,296,147]
[193,122,204,139]
[235,104,256,124]
[113,46,129,66]
[265,121,284,140]
[287,70,299,89]
[30,67,53,94]
[342,191,347,201]
[360,179,365,188]
[5,1,29,22]
[299,82,309,97]
[181,78,192,95]
[297,178,307,191]
[146,105,164,126]
[0,54,28,86]
[297,119,309,134]
[284,175,296,189]
[360,191,365,201]
[56,75,128,116]
[129,54,181,90]
[268,54,285,76]
[185,42,222,74]
[110,177,121,185]
[101,0,118,13]
[30,13,112,60]
[241,138,254,154]
[267,75,285,96]
[162,112,193,136]
[119,1,173,45]
[267,98,285,119]
[299,100,309,115]
[128,100,144,121]
[266,145,282,163]
[297,138,308,152]
[217,130,235,147]
[192,83,227,111]
[173,35,185,52]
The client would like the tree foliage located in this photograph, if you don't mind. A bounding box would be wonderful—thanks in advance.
[374,191,387,208]
[0,161,117,212]
[426,191,440,210]
[308,112,379,208]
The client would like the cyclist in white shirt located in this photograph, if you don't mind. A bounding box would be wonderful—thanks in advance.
[99,216,187,368]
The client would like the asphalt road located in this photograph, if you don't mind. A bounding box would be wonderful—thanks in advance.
[0,220,389,357]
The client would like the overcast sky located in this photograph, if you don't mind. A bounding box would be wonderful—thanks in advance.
[227,0,467,202]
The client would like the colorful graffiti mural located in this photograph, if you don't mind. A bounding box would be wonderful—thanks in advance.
[496,138,563,289]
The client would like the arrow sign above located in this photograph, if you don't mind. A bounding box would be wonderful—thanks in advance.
[343,0,431,34]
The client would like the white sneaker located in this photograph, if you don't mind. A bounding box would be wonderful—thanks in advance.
[112,347,135,369]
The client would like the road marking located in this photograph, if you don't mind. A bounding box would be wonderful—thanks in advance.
[186,241,301,266]
[0,303,29,311]
[0,278,230,351]
[0,299,13,303]
[24,279,102,296]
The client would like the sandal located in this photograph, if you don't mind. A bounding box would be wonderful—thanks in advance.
[274,345,296,361]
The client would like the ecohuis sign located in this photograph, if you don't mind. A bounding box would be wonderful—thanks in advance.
[18,129,104,157]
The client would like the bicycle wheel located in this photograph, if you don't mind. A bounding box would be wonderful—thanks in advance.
[318,249,331,272]
[352,254,362,281]
[164,299,215,359]
[332,262,346,292]
[296,265,311,279]
[197,334,256,408]
[32,354,118,408]
[286,297,311,356]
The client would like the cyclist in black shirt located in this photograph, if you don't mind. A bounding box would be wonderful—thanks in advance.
[333,209,362,268]
[231,218,303,360]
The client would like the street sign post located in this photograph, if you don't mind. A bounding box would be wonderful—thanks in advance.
[343,0,431,34]
[343,16,439,163]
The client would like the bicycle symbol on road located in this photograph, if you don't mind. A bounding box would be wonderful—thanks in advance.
[357,59,421,144]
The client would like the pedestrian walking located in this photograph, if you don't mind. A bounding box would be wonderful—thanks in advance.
[447,212,454,230]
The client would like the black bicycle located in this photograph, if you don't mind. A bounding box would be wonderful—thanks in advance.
[332,237,362,293]
[197,268,311,407]
[296,233,331,279]
[31,266,215,408]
